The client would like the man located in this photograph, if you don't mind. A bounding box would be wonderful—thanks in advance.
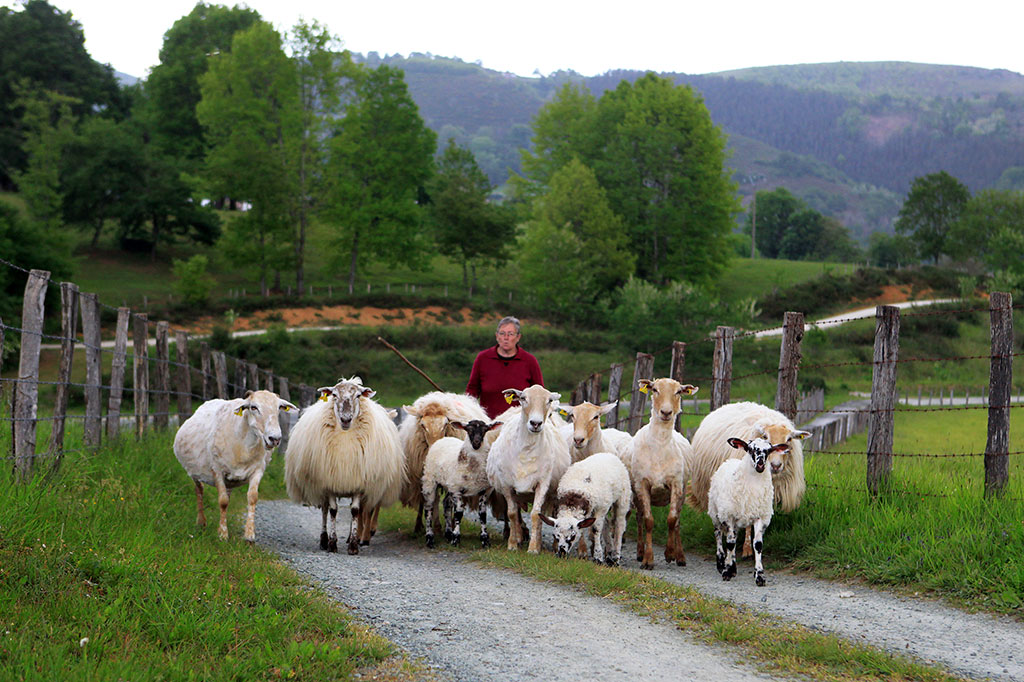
[466,316,544,418]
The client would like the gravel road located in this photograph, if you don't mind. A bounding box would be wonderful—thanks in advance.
[256,499,1023,681]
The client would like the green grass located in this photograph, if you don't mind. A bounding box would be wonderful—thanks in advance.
[716,257,857,304]
[0,427,423,681]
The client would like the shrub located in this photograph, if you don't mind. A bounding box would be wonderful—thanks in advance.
[172,255,215,306]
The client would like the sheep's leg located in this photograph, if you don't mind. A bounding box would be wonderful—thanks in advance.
[741,525,754,559]
[213,471,230,541]
[423,485,438,548]
[347,496,361,555]
[608,500,628,567]
[320,502,330,550]
[442,493,454,542]
[590,515,606,564]
[722,523,738,580]
[243,469,263,543]
[193,480,206,527]
[413,500,425,536]
[477,495,490,548]
[325,497,339,553]
[369,505,380,537]
[635,481,655,570]
[665,482,686,566]
[752,518,768,586]
[578,523,590,559]
[714,523,726,574]
[504,489,522,550]
[358,505,375,546]
[449,494,465,546]
[527,483,550,554]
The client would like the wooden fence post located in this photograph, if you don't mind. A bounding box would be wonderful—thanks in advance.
[133,313,149,439]
[263,369,274,391]
[775,312,805,420]
[607,363,623,429]
[299,383,315,408]
[154,321,170,430]
[627,352,655,435]
[247,362,259,395]
[670,341,686,433]
[175,330,191,424]
[587,373,601,404]
[106,307,130,440]
[985,291,1013,496]
[79,292,102,447]
[711,326,734,412]
[200,341,212,400]
[14,269,49,479]
[48,282,79,463]
[235,359,247,398]
[213,351,228,399]
[867,305,900,494]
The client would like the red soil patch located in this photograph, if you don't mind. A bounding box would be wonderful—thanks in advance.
[184,305,502,335]
[850,284,934,308]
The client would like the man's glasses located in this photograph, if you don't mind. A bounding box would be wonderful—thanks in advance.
[497,331,519,338]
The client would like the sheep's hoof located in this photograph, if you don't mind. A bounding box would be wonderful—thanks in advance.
[480,535,490,549]
[723,563,737,580]
[722,573,733,582]
[320,532,330,550]
[449,535,461,547]
[359,539,369,547]
[426,534,435,549]
[327,539,338,553]
[605,556,621,567]
[244,535,256,544]
[675,557,687,567]
[347,540,359,555]
[444,529,454,542]
[640,562,653,571]
[755,572,766,587]
[716,556,725,573]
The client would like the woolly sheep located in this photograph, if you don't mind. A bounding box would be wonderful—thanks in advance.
[486,384,570,553]
[399,391,489,535]
[627,377,699,570]
[173,389,298,542]
[708,437,789,586]
[540,452,632,566]
[562,401,633,466]
[284,377,406,555]
[421,419,503,548]
[687,401,810,556]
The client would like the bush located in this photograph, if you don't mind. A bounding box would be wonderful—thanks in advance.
[172,255,215,306]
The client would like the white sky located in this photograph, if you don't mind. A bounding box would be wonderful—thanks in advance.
[37,0,1024,80]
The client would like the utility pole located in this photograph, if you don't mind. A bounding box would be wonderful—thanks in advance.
[750,192,757,259]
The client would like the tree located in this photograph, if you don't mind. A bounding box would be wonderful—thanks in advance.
[868,231,917,268]
[515,82,596,201]
[894,171,970,264]
[198,21,298,293]
[745,187,802,259]
[778,208,825,261]
[517,218,592,320]
[144,2,261,165]
[429,138,515,288]
[947,189,1024,275]
[326,64,437,291]
[0,203,72,324]
[0,0,125,188]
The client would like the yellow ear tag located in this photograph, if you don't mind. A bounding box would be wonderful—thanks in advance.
[282,406,290,412]
[319,393,328,402]
[504,393,514,404]
[638,384,648,394]
[558,409,569,418]
[234,407,244,416]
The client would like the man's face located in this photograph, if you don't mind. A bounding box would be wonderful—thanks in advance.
[496,324,520,354]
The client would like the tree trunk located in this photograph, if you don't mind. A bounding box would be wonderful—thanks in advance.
[462,260,468,288]
[150,214,162,262]
[91,218,103,247]
[347,228,360,294]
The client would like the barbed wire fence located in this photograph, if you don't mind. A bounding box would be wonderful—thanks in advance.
[567,295,1022,502]
[1,263,320,482]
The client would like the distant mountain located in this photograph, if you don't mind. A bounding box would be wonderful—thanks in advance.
[115,71,139,87]
[364,55,1024,241]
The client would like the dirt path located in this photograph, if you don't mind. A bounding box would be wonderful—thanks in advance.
[256,499,1024,681]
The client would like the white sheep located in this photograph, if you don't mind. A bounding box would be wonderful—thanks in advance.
[687,401,810,557]
[562,401,633,465]
[421,419,503,548]
[540,452,632,566]
[708,437,788,586]
[399,391,489,535]
[284,377,406,555]
[173,389,298,542]
[627,377,699,570]
[486,384,570,553]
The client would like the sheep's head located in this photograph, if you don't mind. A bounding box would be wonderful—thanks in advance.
[503,385,560,434]
[318,377,375,431]
[565,401,617,450]
[234,389,299,450]
[450,419,502,450]
[540,512,596,557]
[727,436,791,474]
[403,400,449,445]
[754,421,811,475]
[638,378,698,424]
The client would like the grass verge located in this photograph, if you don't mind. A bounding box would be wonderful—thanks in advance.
[0,429,426,681]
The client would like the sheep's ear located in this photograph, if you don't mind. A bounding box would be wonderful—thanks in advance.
[487,421,503,431]
[680,384,699,396]
[557,405,573,420]
[244,390,254,399]
[727,437,747,450]
[548,391,561,402]
[539,513,555,527]
[279,400,299,412]
[790,429,811,440]
[502,388,523,405]
[386,409,398,420]
[578,517,597,529]
[637,379,653,393]
[770,443,791,454]
[599,401,618,415]
[316,387,333,402]
[360,387,376,399]
[450,420,465,431]
[234,406,245,416]
[403,404,421,418]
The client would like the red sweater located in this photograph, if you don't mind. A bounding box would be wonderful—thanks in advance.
[466,346,544,419]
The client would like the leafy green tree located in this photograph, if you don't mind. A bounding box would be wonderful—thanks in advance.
[325,64,437,291]
[429,138,515,287]
[0,0,125,188]
[747,188,860,262]
[172,254,215,305]
[811,216,863,262]
[0,203,72,325]
[518,218,591,320]
[894,171,970,264]
[947,189,1024,274]
[198,21,298,293]
[745,187,803,259]
[868,231,917,268]
[778,208,825,261]
[144,2,261,165]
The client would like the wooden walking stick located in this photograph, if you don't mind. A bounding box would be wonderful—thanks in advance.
[377,336,444,391]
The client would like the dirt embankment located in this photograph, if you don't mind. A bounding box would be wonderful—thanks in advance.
[185,305,503,335]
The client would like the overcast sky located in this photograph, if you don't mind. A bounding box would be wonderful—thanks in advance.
[41,0,1024,80]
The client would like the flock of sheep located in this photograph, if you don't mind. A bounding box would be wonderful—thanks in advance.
[172,376,810,586]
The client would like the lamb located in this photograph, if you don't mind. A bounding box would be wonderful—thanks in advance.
[284,377,406,555]
[627,377,699,570]
[421,419,503,548]
[563,401,633,466]
[173,389,298,542]
[540,452,632,566]
[399,391,489,535]
[486,384,570,553]
[686,401,810,556]
[708,437,789,586]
